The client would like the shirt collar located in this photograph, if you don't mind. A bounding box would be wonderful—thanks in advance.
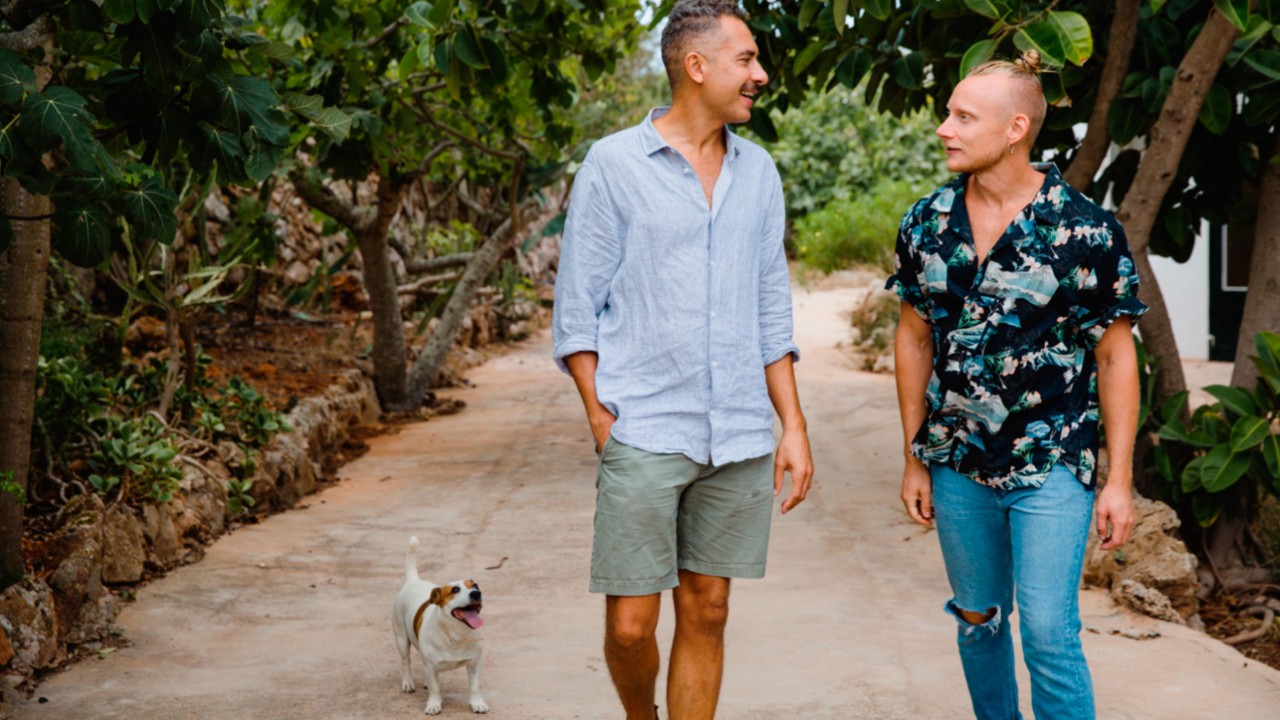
[640,106,742,160]
[931,162,1066,226]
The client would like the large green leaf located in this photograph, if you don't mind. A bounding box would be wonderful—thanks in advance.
[405,1,434,27]
[195,121,247,182]
[963,0,1013,20]
[1015,12,1093,67]
[1107,97,1147,144]
[1161,390,1190,423]
[794,40,826,76]
[120,175,179,245]
[1263,433,1280,479]
[0,48,35,105]
[1244,49,1280,81]
[429,0,455,26]
[1192,492,1224,527]
[961,39,998,78]
[52,203,113,268]
[453,26,489,69]
[103,0,137,23]
[1204,385,1258,416]
[1181,456,1205,493]
[19,87,100,171]
[799,0,822,30]
[1246,83,1280,124]
[864,0,892,21]
[1229,414,1271,451]
[835,49,871,89]
[210,75,289,148]
[480,38,509,85]
[1198,83,1232,134]
[890,52,925,90]
[1215,0,1252,32]
[281,92,352,141]
[1152,443,1175,483]
[833,0,850,36]
[1200,443,1251,492]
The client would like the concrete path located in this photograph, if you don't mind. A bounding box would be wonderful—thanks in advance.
[13,280,1280,719]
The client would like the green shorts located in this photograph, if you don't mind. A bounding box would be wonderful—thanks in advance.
[590,436,775,596]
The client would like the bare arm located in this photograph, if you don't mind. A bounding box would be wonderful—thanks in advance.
[1093,318,1138,549]
[563,351,616,453]
[765,355,813,514]
[894,303,935,526]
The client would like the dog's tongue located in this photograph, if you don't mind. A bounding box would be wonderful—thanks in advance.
[457,608,484,629]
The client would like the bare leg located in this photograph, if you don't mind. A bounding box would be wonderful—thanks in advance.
[668,571,730,720]
[605,594,662,720]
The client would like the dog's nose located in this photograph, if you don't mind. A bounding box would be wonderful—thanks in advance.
[470,589,482,601]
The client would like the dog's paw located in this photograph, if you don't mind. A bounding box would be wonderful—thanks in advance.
[400,679,415,693]
[470,698,489,714]
[424,700,443,715]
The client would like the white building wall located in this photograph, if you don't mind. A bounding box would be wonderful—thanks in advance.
[1146,221,1211,360]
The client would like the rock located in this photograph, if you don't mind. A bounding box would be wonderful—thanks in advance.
[45,494,106,643]
[1112,579,1184,624]
[285,259,311,285]
[0,625,13,667]
[1084,494,1200,621]
[0,579,59,671]
[100,507,146,584]
[123,316,167,355]
[142,503,181,570]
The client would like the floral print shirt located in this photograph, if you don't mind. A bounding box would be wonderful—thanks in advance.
[886,164,1148,489]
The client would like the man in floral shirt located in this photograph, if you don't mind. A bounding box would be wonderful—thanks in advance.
[888,51,1147,720]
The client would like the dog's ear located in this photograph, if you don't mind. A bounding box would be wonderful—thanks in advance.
[429,587,444,607]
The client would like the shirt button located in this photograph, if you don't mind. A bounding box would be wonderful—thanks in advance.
[712,361,719,368]
[710,311,717,318]
[682,167,690,174]
[709,409,717,416]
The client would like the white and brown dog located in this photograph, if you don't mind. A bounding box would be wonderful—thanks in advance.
[392,536,487,715]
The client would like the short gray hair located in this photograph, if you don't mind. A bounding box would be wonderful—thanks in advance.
[660,0,748,89]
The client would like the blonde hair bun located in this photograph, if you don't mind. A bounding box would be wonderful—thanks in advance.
[1014,50,1044,75]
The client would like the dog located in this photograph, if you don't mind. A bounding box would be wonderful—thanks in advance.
[392,536,487,715]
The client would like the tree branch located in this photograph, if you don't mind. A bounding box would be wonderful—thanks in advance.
[0,12,52,51]
[387,232,477,274]
[397,271,463,298]
[288,169,376,234]
[421,113,522,161]
[1062,0,1140,193]
[365,17,410,49]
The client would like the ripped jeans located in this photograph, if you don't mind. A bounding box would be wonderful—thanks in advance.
[931,463,1095,720]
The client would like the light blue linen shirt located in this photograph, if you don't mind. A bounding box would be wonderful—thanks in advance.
[552,107,799,466]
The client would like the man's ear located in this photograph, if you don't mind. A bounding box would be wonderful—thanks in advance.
[684,51,707,86]
[1007,113,1032,148]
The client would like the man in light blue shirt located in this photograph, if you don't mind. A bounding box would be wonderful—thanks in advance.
[551,2,813,718]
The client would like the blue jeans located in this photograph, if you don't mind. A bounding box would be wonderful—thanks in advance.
[931,463,1096,720]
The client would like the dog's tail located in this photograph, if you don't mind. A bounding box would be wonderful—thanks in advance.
[405,535,421,581]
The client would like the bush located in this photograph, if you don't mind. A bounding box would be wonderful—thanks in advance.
[791,179,930,273]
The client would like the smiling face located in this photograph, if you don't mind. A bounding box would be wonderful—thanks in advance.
[675,16,768,125]
[430,579,484,630]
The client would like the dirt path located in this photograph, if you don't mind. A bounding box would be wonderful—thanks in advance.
[12,280,1280,719]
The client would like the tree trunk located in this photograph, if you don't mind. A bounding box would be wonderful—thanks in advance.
[357,175,411,409]
[399,202,535,409]
[1114,8,1240,408]
[0,179,51,592]
[1062,0,1140,193]
[1230,132,1280,389]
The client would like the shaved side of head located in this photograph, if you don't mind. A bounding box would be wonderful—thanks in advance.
[966,51,1049,147]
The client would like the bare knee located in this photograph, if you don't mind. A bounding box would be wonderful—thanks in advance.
[958,607,996,625]
[606,596,659,650]
[946,600,1002,638]
[674,575,730,634]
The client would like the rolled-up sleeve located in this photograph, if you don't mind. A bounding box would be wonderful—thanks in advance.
[552,156,622,373]
[758,167,800,366]
[1079,218,1148,348]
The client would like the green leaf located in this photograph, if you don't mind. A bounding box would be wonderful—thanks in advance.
[1230,414,1271,451]
[864,0,892,21]
[428,0,455,26]
[1107,97,1147,144]
[961,39,998,78]
[1015,11,1094,68]
[1245,84,1280,125]
[1152,0,1169,12]
[19,87,100,171]
[120,175,178,245]
[52,203,112,268]
[401,44,422,79]
[833,0,850,36]
[835,49,871,89]
[1181,456,1205,492]
[309,108,352,142]
[1192,492,1224,527]
[480,38,508,85]
[103,0,136,23]
[890,52,925,90]
[0,48,35,105]
[799,0,821,30]
[1152,443,1175,483]
[1200,443,1251,492]
[1204,384,1258,416]
[794,40,826,76]
[210,75,289,148]
[453,26,489,69]
[963,0,1013,20]
[1243,49,1280,81]
[195,121,247,182]
[1263,433,1280,478]
[1215,0,1251,33]
[1198,83,1232,134]
[1161,390,1189,423]
[405,1,434,27]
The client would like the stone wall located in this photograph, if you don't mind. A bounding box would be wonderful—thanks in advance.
[0,369,379,691]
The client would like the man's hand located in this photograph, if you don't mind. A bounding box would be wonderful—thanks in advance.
[1094,480,1134,550]
[774,427,813,514]
[901,459,934,526]
[589,407,616,454]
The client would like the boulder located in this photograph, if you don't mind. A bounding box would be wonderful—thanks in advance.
[100,507,145,584]
[142,502,182,570]
[0,625,13,667]
[1084,494,1200,622]
[45,494,106,642]
[0,579,59,671]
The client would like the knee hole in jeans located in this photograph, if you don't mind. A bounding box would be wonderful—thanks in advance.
[946,600,1003,637]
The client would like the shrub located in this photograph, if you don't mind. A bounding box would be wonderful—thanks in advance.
[792,179,930,273]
